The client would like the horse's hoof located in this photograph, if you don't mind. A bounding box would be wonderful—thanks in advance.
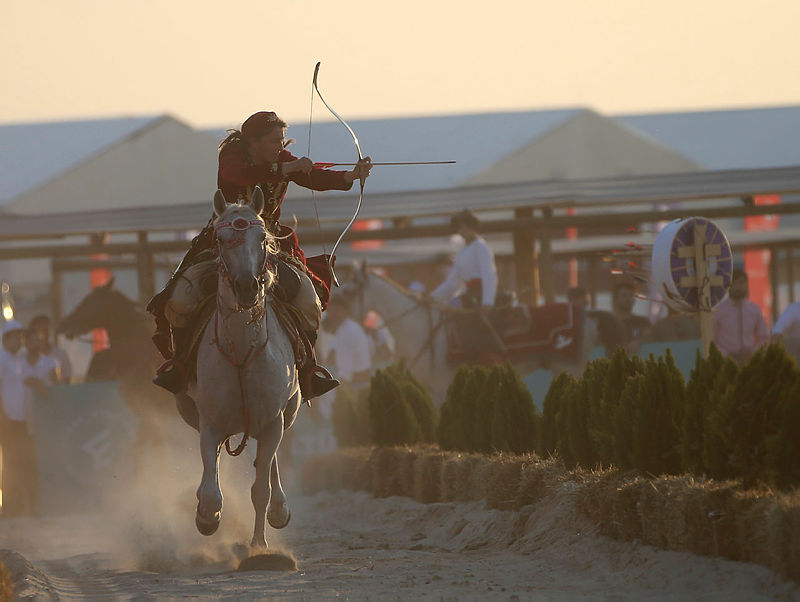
[195,511,221,536]
[267,505,291,529]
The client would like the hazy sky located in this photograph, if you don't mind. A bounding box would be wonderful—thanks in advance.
[3,0,800,127]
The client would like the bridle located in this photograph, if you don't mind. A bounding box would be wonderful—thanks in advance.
[214,214,270,310]
[212,212,273,457]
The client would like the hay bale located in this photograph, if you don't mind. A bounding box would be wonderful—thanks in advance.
[339,447,373,492]
[518,456,564,507]
[412,448,445,503]
[371,447,416,498]
[485,455,526,510]
[462,455,494,502]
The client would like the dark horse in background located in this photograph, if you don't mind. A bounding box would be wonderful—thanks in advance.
[58,278,172,461]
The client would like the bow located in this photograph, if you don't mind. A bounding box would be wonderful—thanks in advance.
[311,61,365,287]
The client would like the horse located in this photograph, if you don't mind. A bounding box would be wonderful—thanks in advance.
[175,186,299,548]
[342,262,592,402]
[58,278,173,460]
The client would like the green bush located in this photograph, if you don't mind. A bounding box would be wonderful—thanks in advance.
[767,374,800,488]
[613,372,643,469]
[592,348,645,466]
[705,343,799,487]
[383,361,438,443]
[540,370,576,457]
[682,343,737,475]
[368,366,422,446]
[563,357,609,468]
[631,351,685,476]
[331,384,371,448]
[437,363,538,454]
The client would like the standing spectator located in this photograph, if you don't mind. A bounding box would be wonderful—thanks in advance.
[612,280,652,352]
[29,315,71,383]
[431,210,497,309]
[0,320,36,516]
[772,300,800,361]
[22,324,60,409]
[363,310,395,365]
[712,268,769,365]
[322,295,372,388]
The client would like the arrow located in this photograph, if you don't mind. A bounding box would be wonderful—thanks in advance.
[313,161,456,167]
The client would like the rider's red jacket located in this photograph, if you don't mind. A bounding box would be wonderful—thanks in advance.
[216,141,354,305]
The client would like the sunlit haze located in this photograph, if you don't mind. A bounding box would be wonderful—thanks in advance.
[3,0,800,126]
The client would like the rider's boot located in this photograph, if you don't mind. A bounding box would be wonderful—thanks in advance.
[299,329,339,400]
[153,327,188,394]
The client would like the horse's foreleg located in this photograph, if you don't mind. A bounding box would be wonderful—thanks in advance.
[267,451,290,530]
[195,425,223,536]
[250,433,273,549]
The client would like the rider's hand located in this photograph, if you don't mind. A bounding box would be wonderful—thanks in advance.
[284,157,313,175]
[344,157,372,185]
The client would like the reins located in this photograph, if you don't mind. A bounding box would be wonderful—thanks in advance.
[213,211,272,457]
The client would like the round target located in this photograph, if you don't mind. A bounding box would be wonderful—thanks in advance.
[651,217,733,312]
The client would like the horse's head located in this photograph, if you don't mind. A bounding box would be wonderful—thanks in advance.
[213,187,276,309]
[58,277,119,338]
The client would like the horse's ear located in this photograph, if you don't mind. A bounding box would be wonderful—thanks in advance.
[103,276,115,289]
[213,189,228,216]
[250,186,265,215]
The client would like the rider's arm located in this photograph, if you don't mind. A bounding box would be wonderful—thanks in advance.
[430,262,462,303]
[218,144,285,187]
[281,150,355,193]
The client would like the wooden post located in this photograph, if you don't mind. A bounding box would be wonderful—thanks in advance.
[769,246,779,324]
[693,222,714,358]
[539,207,555,304]
[136,231,156,307]
[788,245,796,305]
[50,259,63,326]
[512,208,540,306]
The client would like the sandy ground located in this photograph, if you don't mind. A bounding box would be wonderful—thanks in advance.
[2,462,799,601]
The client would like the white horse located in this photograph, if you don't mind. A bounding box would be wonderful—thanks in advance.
[174,187,299,548]
[343,263,590,402]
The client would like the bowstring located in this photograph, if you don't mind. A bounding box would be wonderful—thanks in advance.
[307,73,327,258]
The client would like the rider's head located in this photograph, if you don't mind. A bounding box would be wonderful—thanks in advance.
[242,111,289,164]
[220,111,290,163]
[451,209,480,242]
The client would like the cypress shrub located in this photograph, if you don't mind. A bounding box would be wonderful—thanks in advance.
[613,372,643,469]
[682,343,738,475]
[593,348,645,466]
[487,364,539,454]
[384,361,438,443]
[708,343,798,487]
[631,352,684,475]
[476,365,504,452]
[330,384,372,447]
[437,365,470,451]
[368,367,422,446]
[564,357,609,468]
[767,373,800,488]
[540,371,576,457]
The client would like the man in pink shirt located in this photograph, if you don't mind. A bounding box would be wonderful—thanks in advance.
[712,268,769,365]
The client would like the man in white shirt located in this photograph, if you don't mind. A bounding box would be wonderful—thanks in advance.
[431,210,501,361]
[323,295,372,387]
[0,320,36,516]
[22,326,60,411]
[773,301,800,360]
[29,315,71,383]
[431,209,498,309]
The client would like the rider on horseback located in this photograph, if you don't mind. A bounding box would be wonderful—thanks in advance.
[147,110,372,398]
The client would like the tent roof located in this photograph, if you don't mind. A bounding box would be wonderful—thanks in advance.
[0,115,166,205]
[618,105,800,170]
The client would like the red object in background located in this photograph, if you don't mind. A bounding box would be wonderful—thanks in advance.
[744,195,781,324]
[90,233,111,352]
[351,219,385,251]
[566,208,578,287]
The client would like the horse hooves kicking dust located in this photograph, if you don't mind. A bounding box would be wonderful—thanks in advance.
[237,551,297,572]
[195,511,221,536]
[267,505,291,529]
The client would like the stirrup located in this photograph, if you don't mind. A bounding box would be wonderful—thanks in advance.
[153,359,186,394]
[301,364,339,402]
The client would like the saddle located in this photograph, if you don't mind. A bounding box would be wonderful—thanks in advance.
[180,294,308,385]
[445,302,582,363]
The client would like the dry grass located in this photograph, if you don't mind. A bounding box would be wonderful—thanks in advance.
[302,446,800,584]
[0,560,11,602]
